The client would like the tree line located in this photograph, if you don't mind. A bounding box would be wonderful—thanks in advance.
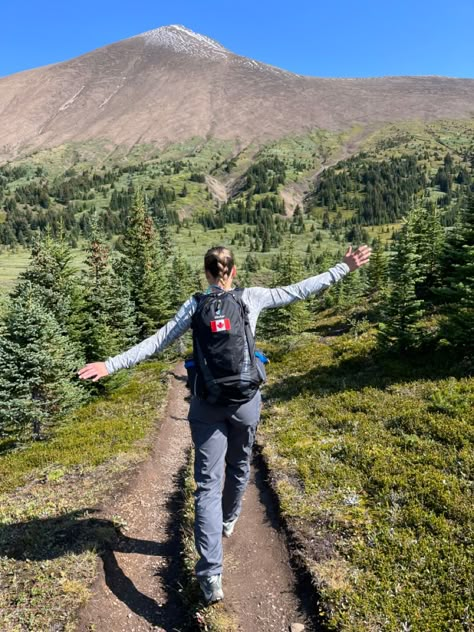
[309,152,471,226]
[0,191,198,443]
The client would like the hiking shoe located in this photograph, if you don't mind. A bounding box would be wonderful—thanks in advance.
[198,574,224,603]
[223,517,238,538]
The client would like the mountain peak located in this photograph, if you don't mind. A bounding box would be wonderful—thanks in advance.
[134,24,229,59]
[1,24,474,164]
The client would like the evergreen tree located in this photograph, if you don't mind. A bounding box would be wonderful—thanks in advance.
[116,189,171,337]
[80,216,137,361]
[156,216,174,259]
[169,249,196,311]
[411,203,445,298]
[244,253,260,273]
[333,264,367,311]
[438,195,474,349]
[304,250,336,313]
[367,238,389,297]
[322,211,330,230]
[0,283,86,440]
[436,209,464,304]
[260,241,311,338]
[378,212,426,352]
[12,229,81,339]
[237,266,251,288]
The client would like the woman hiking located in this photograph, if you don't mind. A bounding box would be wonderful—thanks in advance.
[78,244,371,603]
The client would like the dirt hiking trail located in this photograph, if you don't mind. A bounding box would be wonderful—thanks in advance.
[77,364,315,632]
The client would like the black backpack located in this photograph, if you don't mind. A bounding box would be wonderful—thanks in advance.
[185,289,267,405]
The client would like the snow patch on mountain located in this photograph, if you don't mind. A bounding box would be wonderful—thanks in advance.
[99,77,127,109]
[134,24,298,76]
[238,57,299,77]
[137,25,229,60]
[59,86,85,111]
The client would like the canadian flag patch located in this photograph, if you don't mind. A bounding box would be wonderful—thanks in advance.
[210,318,231,333]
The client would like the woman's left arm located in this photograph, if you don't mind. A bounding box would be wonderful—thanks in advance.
[245,245,372,311]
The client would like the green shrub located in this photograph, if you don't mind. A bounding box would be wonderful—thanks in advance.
[259,323,474,631]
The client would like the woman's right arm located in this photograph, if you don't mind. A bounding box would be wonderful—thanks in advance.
[78,297,196,381]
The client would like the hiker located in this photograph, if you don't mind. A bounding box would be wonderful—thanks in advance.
[78,244,371,603]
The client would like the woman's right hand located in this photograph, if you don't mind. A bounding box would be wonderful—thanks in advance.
[343,245,372,272]
[77,362,109,382]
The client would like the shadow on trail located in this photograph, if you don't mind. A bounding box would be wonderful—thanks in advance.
[0,467,189,630]
[170,371,189,384]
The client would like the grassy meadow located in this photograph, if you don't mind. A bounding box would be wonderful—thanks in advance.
[0,360,170,631]
[258,314,473,632]
[0,217,347,297]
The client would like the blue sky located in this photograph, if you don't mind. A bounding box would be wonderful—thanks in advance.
[1,0,473,79]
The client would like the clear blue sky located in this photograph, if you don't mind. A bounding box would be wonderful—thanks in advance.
[1,0,473,79]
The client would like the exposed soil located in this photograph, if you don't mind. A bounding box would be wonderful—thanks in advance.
[77,364,316,631]
[205,175,229,204]
[222,457,312,631]
[77,366,192,632]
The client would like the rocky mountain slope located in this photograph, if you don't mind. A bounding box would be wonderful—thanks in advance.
[0,24,473,162]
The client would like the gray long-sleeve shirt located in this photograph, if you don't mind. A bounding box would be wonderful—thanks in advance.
[104,262,350,375]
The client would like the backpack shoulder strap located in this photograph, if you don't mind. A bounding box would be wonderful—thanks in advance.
[191,292,203,329]
[229,287,249,315]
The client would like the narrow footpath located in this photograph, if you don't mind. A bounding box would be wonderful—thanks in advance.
[77,364,313,632]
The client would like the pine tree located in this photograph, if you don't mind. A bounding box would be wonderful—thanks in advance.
[378,212,426,352]
[260,241,311,338]
[12,229,81,339]
[0,282,86,440]
[80,216,137,361]
[333,264,367,311]
[304,250,336,313]
[367,238,389,297]
[156,215,174,259]
[244,253,260,273]
[411,203,445,298]
[438,195,474,349]
[116,189,171,337]
[169,249,196,311]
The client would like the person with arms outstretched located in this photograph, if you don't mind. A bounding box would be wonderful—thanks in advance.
[78,244,371,603]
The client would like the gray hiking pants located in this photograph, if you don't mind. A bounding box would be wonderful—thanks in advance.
[187,390,261,577]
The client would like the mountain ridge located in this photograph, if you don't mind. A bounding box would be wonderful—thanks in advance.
[1,25,473,163]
